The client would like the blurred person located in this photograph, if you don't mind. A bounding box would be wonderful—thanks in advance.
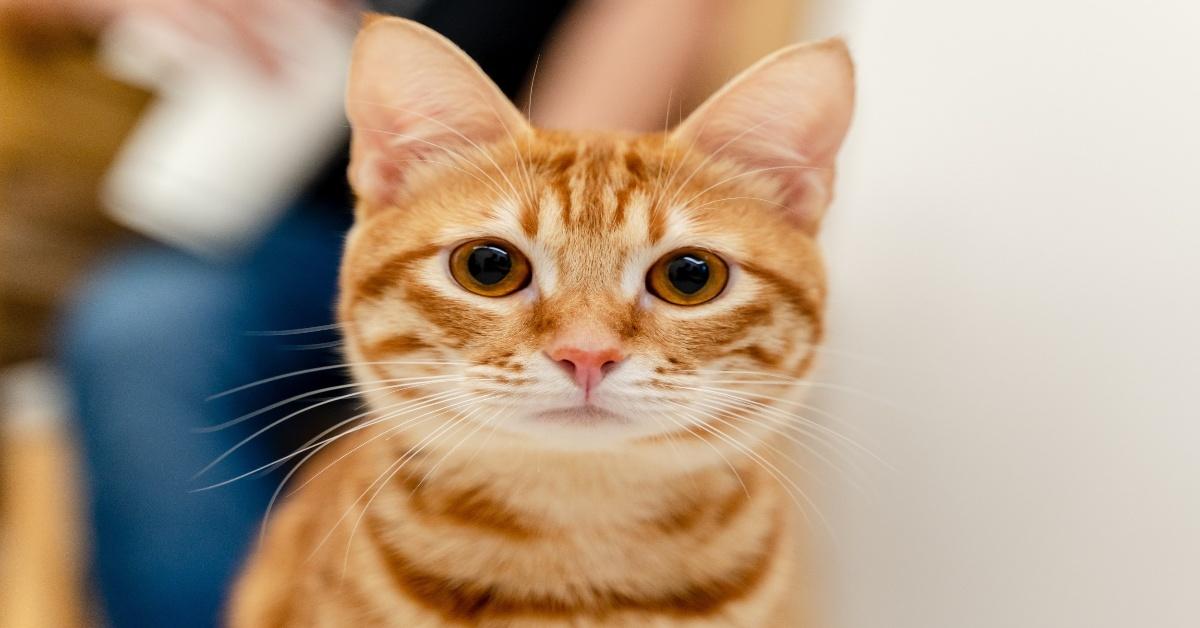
[29,0,722,626]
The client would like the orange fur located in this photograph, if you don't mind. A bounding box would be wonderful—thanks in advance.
[230,17,853,627]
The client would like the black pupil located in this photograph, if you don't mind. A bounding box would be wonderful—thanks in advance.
[466,245,512,285]
[666,254,710,295]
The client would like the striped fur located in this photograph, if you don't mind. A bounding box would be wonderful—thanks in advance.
[231,17,853,628]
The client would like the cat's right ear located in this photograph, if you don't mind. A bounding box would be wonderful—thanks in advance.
[346,15,530,212]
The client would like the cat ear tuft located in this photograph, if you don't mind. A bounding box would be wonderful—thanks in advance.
[346,17,530,212]
[670,38,855,234]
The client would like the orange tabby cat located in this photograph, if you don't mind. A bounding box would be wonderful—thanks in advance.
[230,15,853,628]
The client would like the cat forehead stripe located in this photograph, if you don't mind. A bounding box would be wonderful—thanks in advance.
[517,135,662,238]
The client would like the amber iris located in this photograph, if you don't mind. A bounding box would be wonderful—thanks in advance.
[647,249,729,305]
[449,239,531,297]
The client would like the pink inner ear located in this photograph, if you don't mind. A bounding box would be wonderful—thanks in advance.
[350,108,405,207]
[357,106,447,190]
[345,18,531,211]
[352,104,493,207]
[678,117,841,232]
[668,40,854,232]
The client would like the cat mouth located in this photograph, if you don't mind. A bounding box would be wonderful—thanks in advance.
[535,405,627,425]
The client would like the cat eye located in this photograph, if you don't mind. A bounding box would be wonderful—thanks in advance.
[646,249,729,306]
[449,239,531,297]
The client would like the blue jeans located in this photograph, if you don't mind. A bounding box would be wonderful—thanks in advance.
[58,206,350,627]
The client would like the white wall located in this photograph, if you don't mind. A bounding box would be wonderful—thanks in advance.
[806,2,1200,626]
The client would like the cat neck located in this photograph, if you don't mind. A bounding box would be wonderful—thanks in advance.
[360,422,773,531]
[327,424,796,625]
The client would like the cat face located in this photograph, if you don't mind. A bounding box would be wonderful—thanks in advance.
[339,17,853,451]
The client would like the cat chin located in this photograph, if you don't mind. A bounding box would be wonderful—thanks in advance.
[533,405,628,425]
[489,409,689,452]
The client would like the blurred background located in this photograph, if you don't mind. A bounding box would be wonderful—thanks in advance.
[0,1,1196,627]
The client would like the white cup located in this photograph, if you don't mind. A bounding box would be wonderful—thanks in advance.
[99,3,357,259]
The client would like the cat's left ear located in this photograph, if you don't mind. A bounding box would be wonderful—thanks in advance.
[346,15,531,212]
[670,38,855,234]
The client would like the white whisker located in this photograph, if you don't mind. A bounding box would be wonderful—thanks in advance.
[244,323,344,336]
[196,377,478,478]
[340,397,495,577]
[654,408,751,499]
[207,360,470,400]
[663,383,886,465]
[349,121,519,203]
[198,374,467,433]
[195,389,466,493]
[664,110,797,210]
[285,390,487,498]
[677,164,827,211]
[678,396,870,490]
[664,400,836,542]
[255,389,475,545]
[310,394,493,567]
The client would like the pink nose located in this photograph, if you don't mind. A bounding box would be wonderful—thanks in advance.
[547,346,624,395]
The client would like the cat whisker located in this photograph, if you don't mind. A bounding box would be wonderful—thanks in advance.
[674,396,868,490]
[662,109,796,210]
[198,374,466,433]
[692,391,870,462]
[663,400,836,542]
[680,377,911,419]
[653,407,752,500]
[244,323,345,336]
[261,390,487,546]
[340,397,497,577]
[283,390,489,498]
[206,360,471,400]
[351,99,535,208]
[350,122,520,204]
[256,384,459,478]
[692,383,876,442]
[678,370,887,414]
[195,389,469,493]
[410,398,502,492]
[381,156,508,198]
[280,340,345,351]
[672,381,859,434]
[645,89,676,209]
[676,164,829,211]
[661,383,887,466]
[684,195,791,213]
[649,93,715,213]
[524,55,540,122]
[453,396,519,473]
[646,405,705,494]
[662,397,830,486]
[313,395,494,568]
[196,377,480,478]
[497,69,540,213]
